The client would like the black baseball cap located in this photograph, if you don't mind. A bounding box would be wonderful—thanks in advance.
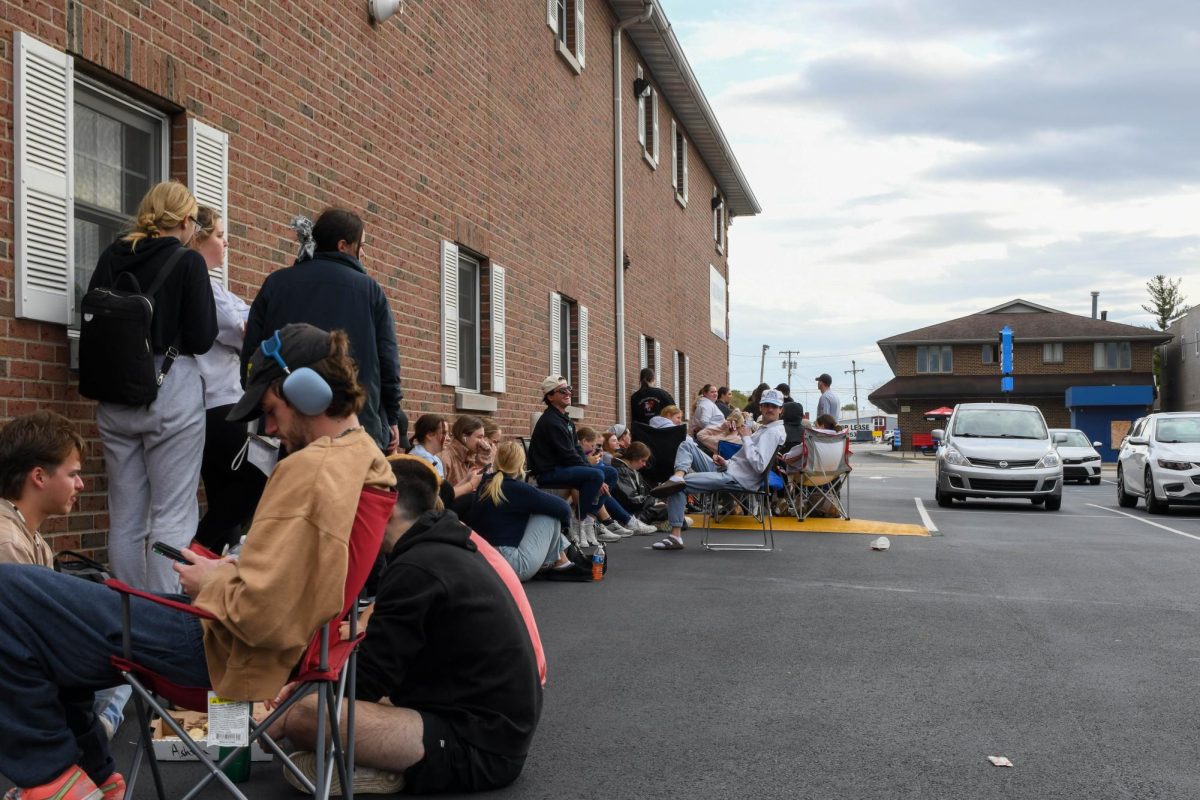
[815,373,833,385]
[227,323,332,422]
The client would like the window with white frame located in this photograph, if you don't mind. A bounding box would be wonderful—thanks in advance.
[636,65,659,168]
[916,345,953,374]
[550,292,589,405]
[673,350,690,419]
[712,190,726,252]
[639,334,661,375]
[440,241,506,394]
[546,0,586,72]
[14,33,228,329]
[1043,342,1063,363]
[1094,341,1131,370]
[671,120,688,206]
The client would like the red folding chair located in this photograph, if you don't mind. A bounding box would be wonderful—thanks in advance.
[107,485,395,800]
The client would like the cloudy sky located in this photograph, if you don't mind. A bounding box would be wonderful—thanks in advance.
[661,0,1200,413]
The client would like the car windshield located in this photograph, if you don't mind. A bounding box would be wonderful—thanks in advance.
[1154,417,1200,444]
[1057,431,1092,448]
[953,409,1047,439]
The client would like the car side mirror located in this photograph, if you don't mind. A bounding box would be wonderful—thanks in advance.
[1128,436,1149,446]
[1053,432,1067,444]
[1092,441,1103,448]
[931,429,945,440]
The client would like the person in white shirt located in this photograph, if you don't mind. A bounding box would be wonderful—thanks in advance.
[649,389,787,550]
[690,384,727,435]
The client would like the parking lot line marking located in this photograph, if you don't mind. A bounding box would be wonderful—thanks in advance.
[1086,503,1200,542]
[915,497,938,532]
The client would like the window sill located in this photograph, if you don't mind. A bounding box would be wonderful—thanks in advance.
[642,150,658,170]
[454,390,498,413]
[555,40,583,75]
[566,406,585,420]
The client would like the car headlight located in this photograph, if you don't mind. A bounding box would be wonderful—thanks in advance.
[1037,452,1061,468]
[942,447,969,467]
[1156,458,1194,471]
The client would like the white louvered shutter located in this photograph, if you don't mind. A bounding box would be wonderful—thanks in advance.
[188,119,229,286]
[682,135,689,203]
[672,350,680,401]
[683,354,690,420]
[577,305,589,405]
[440,241,459,386]
[637,67,645,148]
[651,91,660,162]
[490,264,506,393]
[639,335,647,370]
[575,0,586,67]
[653,340,662,378]
[671,121,678,192]
[546,0,557,33]
[14,32,73,325]
[549,292,562,376]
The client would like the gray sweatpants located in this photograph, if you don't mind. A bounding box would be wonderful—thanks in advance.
[95,356,205,593]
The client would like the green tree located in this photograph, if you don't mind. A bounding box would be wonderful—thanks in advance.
[842,403,857,412]
[1142,275,1187,387]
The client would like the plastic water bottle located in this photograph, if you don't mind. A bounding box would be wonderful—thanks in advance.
[592,544,606,581]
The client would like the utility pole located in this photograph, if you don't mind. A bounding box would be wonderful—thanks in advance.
[759,344,769,385]
[778,349,801,390]
[845,360,865,430]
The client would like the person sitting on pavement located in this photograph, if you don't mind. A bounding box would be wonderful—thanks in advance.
[0,323,395,800]
[409,414,483,501]
[630,367,675,427]
[270,455,544,795]
[0,411,132,744]
[576,428,656,537]
[527,376,636,545]
[443,415,490,490]
[649,388,788,551]
[467,442,593,581]
[600,431,620,465]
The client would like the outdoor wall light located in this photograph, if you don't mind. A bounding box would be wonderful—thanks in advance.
[711,196,723,211]
[632,78,652,99]
[369,0,403,23]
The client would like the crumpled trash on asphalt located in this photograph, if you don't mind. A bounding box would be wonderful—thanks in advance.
[987,756,1014,767]
[870,536,890,551]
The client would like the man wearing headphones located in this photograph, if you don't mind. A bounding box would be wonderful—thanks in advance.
[0,324,395,800]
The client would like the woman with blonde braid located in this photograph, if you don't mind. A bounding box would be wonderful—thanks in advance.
[466,442,591,581]
[86,181,216,592]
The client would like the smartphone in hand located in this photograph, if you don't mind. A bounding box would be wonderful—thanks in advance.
[151,541,190,563]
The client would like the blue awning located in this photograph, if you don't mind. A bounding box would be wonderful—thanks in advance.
[1065,385,1154,408]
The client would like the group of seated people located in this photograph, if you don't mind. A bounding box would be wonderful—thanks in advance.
[0,340,849,800]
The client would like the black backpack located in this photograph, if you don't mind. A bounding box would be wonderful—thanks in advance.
[79,247,187,406]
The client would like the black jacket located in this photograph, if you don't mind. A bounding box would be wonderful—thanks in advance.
[89,236,217,356]
[527,406,587,476]
[611,458,651,515]
[355,511,542,758]
[242,252,403,450]
[630,386,674,427]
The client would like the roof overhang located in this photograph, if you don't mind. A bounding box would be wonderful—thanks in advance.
[608,0,762,217]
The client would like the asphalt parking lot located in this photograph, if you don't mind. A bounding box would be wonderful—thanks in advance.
[9,445,1200,800]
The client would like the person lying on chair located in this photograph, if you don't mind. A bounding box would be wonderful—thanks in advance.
[268,455,544,795]
[0,323,395,800]
[648,389,787,551]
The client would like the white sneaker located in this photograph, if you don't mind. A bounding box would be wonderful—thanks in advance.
[568,519,582,546]
[283,751,404,795]
[604,520,635,538]
[596,527,622,543]
[581,519,600,547]
[629,518,658,536]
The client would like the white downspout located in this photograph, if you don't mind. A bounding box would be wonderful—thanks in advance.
[613,1,654,425]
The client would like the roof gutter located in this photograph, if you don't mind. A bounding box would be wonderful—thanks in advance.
[612,1,655,425]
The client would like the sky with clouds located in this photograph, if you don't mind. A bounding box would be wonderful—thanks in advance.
[661,0,1200,413]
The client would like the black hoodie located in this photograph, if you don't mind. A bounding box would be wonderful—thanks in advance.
[89,235,217,355]
[355,510,542,758]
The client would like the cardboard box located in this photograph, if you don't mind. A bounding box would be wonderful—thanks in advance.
[150,706,274,762]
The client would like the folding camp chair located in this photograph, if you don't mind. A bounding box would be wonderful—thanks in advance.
[631,421,687,485]
[782,427,852,520]
[700,447,782,552]
[107,485,396,800]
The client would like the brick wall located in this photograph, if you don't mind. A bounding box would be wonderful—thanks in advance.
[0,1,733,555]
[894,341,1157,377]
[897,398,1072,450]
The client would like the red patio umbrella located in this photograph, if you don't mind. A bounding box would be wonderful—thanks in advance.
[923,406,954,418]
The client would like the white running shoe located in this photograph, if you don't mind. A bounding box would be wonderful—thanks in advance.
[628,518,658,536]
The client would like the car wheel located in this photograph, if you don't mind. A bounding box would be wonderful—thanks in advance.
[1089,477,1101,486]
[1031,498,1046,506]
[935,484,953,508]
[1145,467,1168,515]
[1045,494,1062,511]
[1116,467,1137,508]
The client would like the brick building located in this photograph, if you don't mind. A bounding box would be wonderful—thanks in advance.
[868,299,1170,460]
[2,0,760,554]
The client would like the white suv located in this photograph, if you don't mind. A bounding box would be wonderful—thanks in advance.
[933,403,1065,510]
[1116,412,1200,513]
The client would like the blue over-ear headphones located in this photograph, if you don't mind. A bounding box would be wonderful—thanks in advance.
[260,330,333,415]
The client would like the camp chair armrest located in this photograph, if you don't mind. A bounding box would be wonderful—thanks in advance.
[104,578,218,620]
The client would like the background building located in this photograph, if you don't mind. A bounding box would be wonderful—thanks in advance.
[2,0,759,554]
[868,299,1169,460]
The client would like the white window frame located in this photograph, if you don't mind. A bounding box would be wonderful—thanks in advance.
[490,264,506,393]
[639,334,648,370]
[1042,342,1063,364]
[188,118,229,286]
[672,350,680,401]
[1094,341,1131,371]
[546,0,586,73]
[671,120,688,207]
[637,65,659,169]
[457,254,481,392]
[441,242,506,394]
[549,292,589,405]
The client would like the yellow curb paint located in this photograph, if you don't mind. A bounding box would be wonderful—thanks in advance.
[707,514,930,537]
